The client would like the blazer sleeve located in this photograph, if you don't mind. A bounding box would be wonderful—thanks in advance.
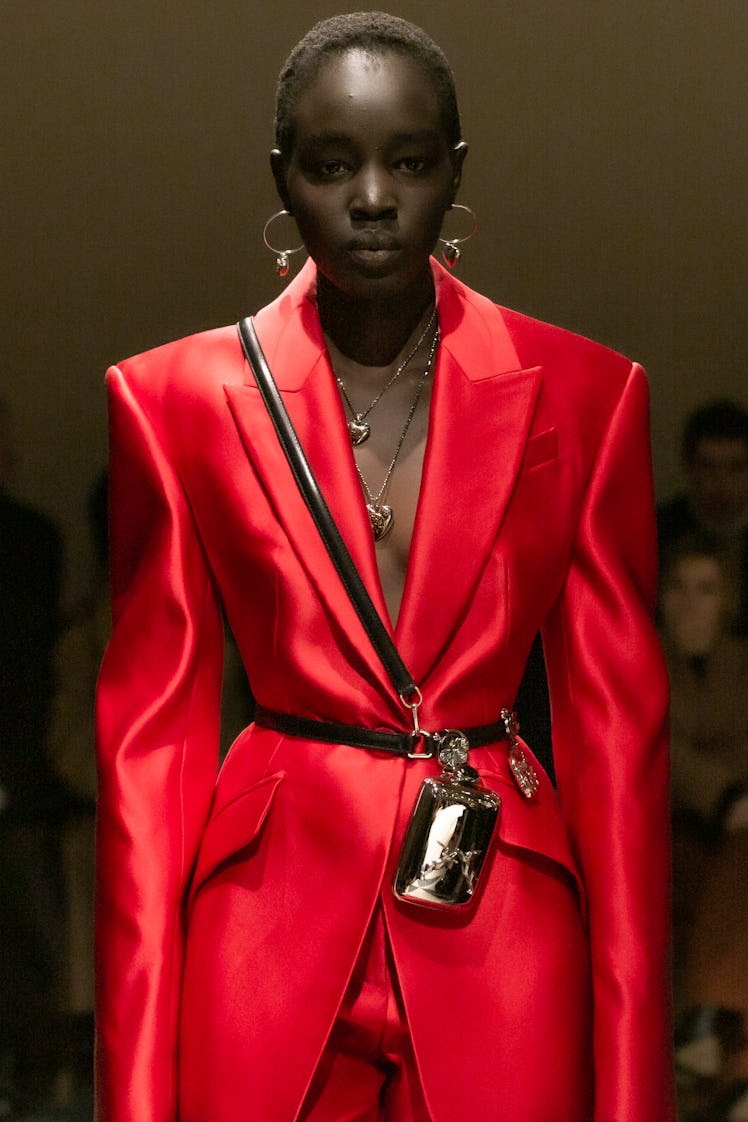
[95,364,224,1122]
[542,362,675,1121]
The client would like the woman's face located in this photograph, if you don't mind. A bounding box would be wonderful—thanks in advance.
[660,554,726,655]
[272,48,466,303]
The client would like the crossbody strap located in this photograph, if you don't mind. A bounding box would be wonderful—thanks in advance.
[237,316,418,705]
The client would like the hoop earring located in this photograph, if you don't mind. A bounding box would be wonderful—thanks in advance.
[438,203,478,269]
[263,210,304,277]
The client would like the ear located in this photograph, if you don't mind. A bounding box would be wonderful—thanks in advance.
[449,141,469,196]
[270,148,292,213]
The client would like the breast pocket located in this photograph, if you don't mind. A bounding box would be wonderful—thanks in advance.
[519,427,558,473]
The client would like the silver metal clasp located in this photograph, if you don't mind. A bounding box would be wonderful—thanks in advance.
[400,686,437,758]
[406,732,438,759]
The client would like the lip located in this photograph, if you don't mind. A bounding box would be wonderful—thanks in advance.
[346,233,402,274]
[346,247,402,276]
[347,232,400,252]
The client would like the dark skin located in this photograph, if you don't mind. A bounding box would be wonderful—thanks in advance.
[272,48,467,625]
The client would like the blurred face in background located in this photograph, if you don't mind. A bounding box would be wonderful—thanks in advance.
[687,436,748,530]
[660,553,727,656]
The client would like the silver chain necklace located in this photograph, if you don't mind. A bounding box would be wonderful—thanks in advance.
[334,307,437,445]
[356,325,440,541]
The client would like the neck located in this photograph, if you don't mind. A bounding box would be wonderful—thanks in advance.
[317,272,435,367]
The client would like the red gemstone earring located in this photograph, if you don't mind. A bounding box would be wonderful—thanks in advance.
[262,210,304,277]
[438,203,478,269]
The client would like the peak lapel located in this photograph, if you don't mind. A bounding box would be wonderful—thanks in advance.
[224,267,398,711]
[395,268,542,685]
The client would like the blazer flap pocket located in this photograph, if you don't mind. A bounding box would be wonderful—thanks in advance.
[188,772,284,906]
[482,771,585,910]
[520,427,558,472]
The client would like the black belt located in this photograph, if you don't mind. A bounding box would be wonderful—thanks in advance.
[253,705,508,760]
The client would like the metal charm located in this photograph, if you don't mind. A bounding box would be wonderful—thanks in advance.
[437,203,478,270]
[367,503,394,541]
[262,210,304,279]
[393,731,501,909]
[501,708,539,799]
[348,417,371,445]
[441,241,461,268]
[437,730,470,771]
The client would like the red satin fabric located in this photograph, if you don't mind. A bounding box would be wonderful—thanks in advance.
[299,905,431,1122]
[95,259,675,1121]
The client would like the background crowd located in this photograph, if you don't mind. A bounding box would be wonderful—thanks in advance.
[659,401,748,1122]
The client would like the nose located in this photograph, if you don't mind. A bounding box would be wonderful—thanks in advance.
[350,163,397,221]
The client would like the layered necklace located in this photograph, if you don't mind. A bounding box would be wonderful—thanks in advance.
[336,319,440,541]
[334,306,437,446]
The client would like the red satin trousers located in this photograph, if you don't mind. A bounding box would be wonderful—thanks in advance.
[298,904,432,1122]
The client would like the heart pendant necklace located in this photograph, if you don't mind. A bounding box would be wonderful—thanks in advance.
[334,307,436,445]
[355,326,439,542]
[366,503,394,540]
[348,417,370,445]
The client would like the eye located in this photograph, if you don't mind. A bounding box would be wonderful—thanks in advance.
[396,156,427,173]
[316,159,349,179]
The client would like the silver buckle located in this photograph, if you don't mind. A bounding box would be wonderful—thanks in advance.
[400,688,472,764]
[406,730,438,759]
[406,728,472,763]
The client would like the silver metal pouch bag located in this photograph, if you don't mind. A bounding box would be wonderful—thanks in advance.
[393,733,501,909]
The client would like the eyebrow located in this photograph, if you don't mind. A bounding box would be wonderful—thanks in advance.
[300,129,442,147]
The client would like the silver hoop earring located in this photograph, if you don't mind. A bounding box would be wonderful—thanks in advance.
[438,203,478,269]
[263,210,304,277]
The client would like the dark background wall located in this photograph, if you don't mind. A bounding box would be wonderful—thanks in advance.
[2,0,746,606]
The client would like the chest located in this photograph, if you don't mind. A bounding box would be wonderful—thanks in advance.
[348,378,433,627]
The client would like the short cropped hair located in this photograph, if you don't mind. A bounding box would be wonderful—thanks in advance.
[682,400,748,462]
[274,11,462,157]
[660,531,724,577]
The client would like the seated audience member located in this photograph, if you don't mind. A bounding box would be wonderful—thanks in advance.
[678,834,748,1122]
[660,540,748,1120]
[658,400,748,635]
[661,540,747,833]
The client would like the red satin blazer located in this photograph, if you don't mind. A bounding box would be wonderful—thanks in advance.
[95,259,674,1122]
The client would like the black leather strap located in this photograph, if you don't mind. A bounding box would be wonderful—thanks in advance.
[254,706,507,758]
[238,315,416,700]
